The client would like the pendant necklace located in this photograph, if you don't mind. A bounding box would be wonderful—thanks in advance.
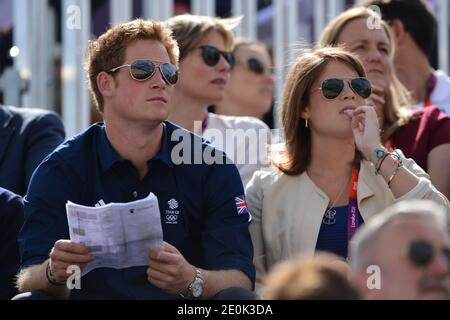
[322,179,349,225]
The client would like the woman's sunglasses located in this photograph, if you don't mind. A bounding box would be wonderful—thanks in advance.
[108,60,178,85]
[236,58,270,75]
[198,45,235,68]
[315,77,372,100]
[408,239,450,267]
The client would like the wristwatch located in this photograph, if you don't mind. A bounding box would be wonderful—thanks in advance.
[181,268,203,299]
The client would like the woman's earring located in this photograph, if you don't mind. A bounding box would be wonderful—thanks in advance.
[305,119,308,128]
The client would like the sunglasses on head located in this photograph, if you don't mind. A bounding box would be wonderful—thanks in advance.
[236,57,270,75]
[108,59,178,85]
[408,239,450,268]
[198,45,235,68]
[315,77,372,100]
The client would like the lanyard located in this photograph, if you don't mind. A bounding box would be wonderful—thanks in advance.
[202,112,209,132]
[424,73,437,107]
[384,139,394,152]
[347,161,360,242]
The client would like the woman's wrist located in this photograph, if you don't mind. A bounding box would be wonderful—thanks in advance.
[364,145,387,165]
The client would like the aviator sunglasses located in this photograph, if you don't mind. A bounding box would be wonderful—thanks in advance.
[236,57,270,75]
[108,59,178,85]
[314,77,372,100]
[408,239,450,268]
[198,45,235,68]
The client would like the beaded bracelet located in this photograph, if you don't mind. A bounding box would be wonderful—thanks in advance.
[375,148,403,175]
[374,148,389,171]
[391,149,402,162]
[45,261,66,286]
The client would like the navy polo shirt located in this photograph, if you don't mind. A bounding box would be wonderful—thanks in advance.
[19,121,255,299]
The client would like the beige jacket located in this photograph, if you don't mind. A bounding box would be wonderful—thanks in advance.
[246,153,450,290]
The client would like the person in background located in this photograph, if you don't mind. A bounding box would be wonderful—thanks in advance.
[0,187,23,299]
[360,0,450,114]
[262,253,360,300]
[213,38,274,120]
[319,7,450,199]
[166,15,270,188]
[0,105,65,195]
[246,46,450,292]
[350,199,450,300]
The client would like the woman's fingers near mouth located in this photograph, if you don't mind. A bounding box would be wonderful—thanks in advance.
[343,109,355,117]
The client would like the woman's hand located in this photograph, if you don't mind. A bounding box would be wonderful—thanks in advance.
[344,105,383,163]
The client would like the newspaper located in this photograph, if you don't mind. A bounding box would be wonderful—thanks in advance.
[66,192,163,275]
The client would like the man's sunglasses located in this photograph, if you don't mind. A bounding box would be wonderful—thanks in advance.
[315,77,372,100]
[108,60,178,85]
[408,239,450,268]
[236,58,270,75]
[198,45,235,68]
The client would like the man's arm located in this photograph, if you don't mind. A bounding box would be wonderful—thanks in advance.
[16,260,70,299]
[18,146,88,298]
[0,191,23,299]
[147,242,251,298]
[16,240,94,299]
[201,269,252,298]
[147,144,255,297]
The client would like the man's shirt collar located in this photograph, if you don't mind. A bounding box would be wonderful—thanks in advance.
[98,122,173,172]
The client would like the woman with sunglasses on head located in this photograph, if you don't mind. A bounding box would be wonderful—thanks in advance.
[213,38,275,121]
[245,46,450,292]
[166,15,270,187]
[319,7,450,199]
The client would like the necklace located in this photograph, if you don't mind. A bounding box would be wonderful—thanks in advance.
[322,179,349,225]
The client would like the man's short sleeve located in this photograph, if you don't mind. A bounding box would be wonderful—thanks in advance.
[201,158,255,285]
[19,154,78,269]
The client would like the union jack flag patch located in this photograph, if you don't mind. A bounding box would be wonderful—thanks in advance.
[235,195,249,215]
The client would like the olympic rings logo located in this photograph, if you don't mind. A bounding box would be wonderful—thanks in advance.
[166,214,178,222]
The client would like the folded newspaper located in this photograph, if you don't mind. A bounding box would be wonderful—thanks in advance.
[66,192,163,275]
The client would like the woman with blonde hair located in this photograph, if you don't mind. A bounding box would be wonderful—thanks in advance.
[166,14,269,187]
[245,46,449,291]
[319,7,450,199]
